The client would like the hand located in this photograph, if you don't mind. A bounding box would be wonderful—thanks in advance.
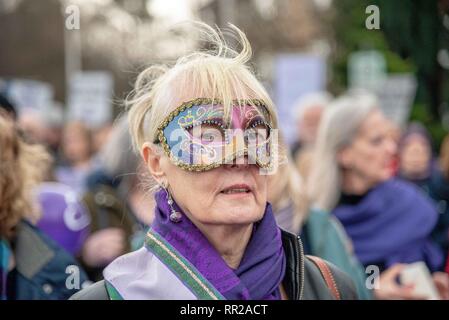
[432,272,449,300]
[82,228,126,268]
[374,264,428,300]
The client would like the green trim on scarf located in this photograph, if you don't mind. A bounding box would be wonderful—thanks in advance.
[105,280,124,300]
[144,229,225,300]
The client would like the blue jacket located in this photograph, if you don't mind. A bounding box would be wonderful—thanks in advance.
[303,208,372,300]
[8,220,89,300]
[274,203,372,299]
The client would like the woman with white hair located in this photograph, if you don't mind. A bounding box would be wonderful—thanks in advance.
[309,91,449,299]
[71,23,357,300]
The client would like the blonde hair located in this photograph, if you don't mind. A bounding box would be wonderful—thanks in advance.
[268,139,308,232]
[308,91,379,211]
[127,22,278,154]
[295,146,314,183]
[0,113,51,239]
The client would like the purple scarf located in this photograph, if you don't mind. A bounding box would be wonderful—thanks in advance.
[333,178,443,271]
[151,189,286,300]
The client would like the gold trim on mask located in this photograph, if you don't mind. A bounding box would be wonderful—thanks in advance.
[155,97,275,172]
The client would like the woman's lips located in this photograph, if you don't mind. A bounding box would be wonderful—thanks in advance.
[220,184,252,197]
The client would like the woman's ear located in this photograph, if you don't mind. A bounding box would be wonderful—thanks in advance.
[142,142,165,182]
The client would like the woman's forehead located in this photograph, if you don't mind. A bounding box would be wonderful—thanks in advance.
[358,110,385,135]
[169,98,272,122]
[229,104,269,126]
[403,134,430,147]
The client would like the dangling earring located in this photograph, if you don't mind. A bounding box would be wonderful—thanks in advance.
[162,183,182,223]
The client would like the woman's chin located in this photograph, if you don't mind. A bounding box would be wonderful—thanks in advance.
[219,206,264,225]
[200,204,262,226]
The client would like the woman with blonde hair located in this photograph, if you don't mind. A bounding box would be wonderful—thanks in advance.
[0,113,88,299]
[72,23,357,300]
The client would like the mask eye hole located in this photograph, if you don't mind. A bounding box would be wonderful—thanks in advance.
[186,122,225,145]
[245,121,270,144]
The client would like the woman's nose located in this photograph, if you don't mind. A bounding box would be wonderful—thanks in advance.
[225,154,250,169]
[225,131,245,155]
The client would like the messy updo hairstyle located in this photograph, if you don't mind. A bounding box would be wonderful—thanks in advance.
[127,22,279,156]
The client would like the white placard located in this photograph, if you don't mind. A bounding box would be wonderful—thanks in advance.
[375,74,417,127]
[274,54,327,145]
[348,50,387,92]
[67,71,114,128]
[400,261,440,300]
[1,79,54,114]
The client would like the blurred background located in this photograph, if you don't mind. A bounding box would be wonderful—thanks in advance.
[1,0,449,300]
[1,0,448,145]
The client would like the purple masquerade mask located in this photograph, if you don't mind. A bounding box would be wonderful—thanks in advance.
[154,98,275,172]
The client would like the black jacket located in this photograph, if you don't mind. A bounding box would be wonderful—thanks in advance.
[70,230,358,300]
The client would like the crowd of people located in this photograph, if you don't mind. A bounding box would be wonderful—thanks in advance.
[1,23,449,300]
